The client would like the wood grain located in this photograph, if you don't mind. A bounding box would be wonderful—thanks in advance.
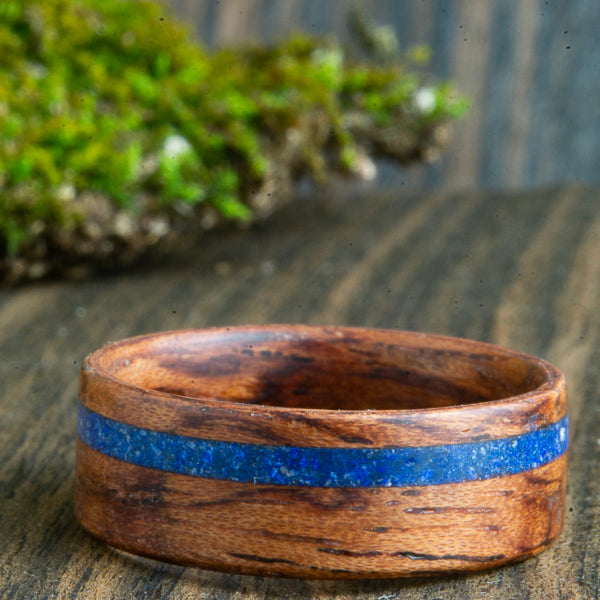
[1,184,599,597]
[75,326,567,577]
[75,442,566,579]
[80,327,566,447]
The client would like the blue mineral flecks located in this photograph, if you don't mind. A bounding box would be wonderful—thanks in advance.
[77,403,568,488]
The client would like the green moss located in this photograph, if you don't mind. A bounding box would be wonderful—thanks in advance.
[0,0,466,281]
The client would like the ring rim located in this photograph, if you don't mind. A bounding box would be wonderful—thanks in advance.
[85,325,564,415]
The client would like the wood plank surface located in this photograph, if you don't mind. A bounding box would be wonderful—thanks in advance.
[1,183,599,598]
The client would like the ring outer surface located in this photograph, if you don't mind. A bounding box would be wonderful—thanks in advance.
[75,326,568,579]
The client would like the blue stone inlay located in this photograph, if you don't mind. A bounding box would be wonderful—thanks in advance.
[77,403,568,488]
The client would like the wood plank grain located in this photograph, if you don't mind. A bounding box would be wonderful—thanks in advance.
[1,184,599,597]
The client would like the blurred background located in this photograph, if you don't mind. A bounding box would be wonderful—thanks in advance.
[169,0,600,191]
[3,0,598,282]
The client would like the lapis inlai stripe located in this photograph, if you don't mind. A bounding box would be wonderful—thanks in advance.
[77,403,568,488]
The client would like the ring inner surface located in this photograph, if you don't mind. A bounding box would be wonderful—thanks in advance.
[97,330,548,410]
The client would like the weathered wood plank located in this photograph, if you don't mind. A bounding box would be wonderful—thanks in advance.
[1,184,599,597]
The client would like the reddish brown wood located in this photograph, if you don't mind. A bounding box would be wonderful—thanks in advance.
[76,442,566,578]
[75,326,568,578]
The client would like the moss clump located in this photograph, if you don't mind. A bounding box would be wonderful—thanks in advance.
[0,0,467,282]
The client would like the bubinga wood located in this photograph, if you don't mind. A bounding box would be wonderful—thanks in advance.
[75,326,568,578]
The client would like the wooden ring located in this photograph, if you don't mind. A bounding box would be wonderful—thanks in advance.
[75,326,568,578]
